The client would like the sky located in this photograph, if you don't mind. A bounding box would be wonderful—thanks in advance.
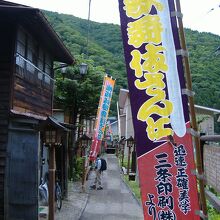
[6,0,220,36]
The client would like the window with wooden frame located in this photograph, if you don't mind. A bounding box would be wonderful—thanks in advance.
[15,26,53,87]
[44,53,52,85]
[15,28,26,75]
[26,35,37,74]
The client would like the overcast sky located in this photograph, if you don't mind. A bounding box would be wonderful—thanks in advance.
[6,0,220,36]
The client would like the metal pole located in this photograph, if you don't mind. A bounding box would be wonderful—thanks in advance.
[49,146,55,220]
[175,0,207,215]
[86,0,92,57]
[117,102,121,139]
[200,135,220,142]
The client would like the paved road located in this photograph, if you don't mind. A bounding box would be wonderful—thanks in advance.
[80,154,144,220]
[55,181,89,220]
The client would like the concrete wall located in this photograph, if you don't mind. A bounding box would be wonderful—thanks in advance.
[199,115,214,135]
[120,115,126,138]
[111,121,118,137]
[125,97,134,139]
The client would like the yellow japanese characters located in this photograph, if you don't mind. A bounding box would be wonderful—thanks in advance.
[123,0,163,19]
[128,15,163,47]
[124,0,173,141]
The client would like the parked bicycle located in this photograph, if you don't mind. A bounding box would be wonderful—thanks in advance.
[55,179,62,210]
[39,176,48,206]
[39,172,62,211]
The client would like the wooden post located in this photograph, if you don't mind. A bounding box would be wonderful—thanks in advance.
[64,133,69,197]
[175,0,207,215]
[49,146,55,220]
[81,146,86,192]
[116,143,119,157]
[121,144,124,166]
[127,146,131,176]
[131,147,136,173]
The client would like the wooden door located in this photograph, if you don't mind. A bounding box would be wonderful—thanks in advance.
[6,128,38,220]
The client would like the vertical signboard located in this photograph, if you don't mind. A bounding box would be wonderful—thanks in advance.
[90,75,115,160]
[118,0,200,219]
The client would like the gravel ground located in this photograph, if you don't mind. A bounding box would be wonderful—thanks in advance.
[55,181,89,220]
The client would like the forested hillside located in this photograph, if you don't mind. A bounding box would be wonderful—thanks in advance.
[44,10,220,116]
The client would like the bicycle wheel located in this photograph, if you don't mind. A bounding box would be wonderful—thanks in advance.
[55,185,62,211]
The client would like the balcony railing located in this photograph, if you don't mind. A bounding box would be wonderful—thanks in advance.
[15,53,55,89]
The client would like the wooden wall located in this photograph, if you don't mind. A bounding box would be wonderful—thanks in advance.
[13,73,53,117]
[0,23,14,219]
[0,19,54,218]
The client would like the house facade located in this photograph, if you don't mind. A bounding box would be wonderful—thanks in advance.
[0,1,73,219]
[118,88,220,154]
[118,89,220,137]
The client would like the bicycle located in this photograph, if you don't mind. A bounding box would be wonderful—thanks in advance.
[55,179,62,211]
[39,177,48,206]
[39,172,62,211]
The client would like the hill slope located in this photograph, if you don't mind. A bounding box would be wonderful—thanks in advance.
[44,11,220,115]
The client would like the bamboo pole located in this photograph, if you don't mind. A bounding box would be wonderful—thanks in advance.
[175,0,207,216]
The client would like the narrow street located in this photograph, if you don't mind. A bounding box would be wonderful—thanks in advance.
[80,154,144,220]
[2,1,219,220]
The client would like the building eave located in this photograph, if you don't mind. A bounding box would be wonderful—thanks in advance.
[119,88,129,109]
[0,1,74,64]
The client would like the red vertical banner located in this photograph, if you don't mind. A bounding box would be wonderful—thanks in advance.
[118,0,200,219]
[89,75,115,160]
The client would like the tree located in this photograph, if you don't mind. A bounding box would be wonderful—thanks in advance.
[54,57,104,126]
[54,57,105,179]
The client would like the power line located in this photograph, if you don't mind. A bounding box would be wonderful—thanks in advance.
[206,3,220,14]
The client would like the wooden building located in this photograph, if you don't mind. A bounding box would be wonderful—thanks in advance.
[0,1,74,219]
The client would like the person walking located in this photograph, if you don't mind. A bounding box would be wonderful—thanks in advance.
[81,154,144,219]
[90,154,103,190]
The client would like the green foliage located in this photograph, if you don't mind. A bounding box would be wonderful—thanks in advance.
[207,200,220,219]
[71,157,84,181]
[54,57,104,121]
[124,175,141,202]
[185,29,220,110]
[44,10,126,116]
[44,10,220,118]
